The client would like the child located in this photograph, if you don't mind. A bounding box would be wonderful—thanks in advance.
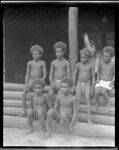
[25,78,49,135]
[19,45,47,117]
[44,77,78,139]
[73,48,95,125]
[47,41,70,108]
[93,46,115,112]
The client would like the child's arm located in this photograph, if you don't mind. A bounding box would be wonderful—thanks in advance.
[91,63,95,87]
[45,94,53,109]
[110,62,115,87]
[53,95,59,111]
[70,97,78,128]
[25,62,31,85]
[42,61,47,81]
[49,61,54,83]
[96,62,101,83]
[66,61,70,78]
[73,64,79,87]
[29,94,33,109]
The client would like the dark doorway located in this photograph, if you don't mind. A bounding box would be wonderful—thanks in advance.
[4,5,68,84]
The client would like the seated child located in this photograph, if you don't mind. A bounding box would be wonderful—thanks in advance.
[44,77,78,139]
[19,45,47,117]
[73,48,95,125]
[93,46,115,112]
[25,78,49,135]
[47,41,70,108]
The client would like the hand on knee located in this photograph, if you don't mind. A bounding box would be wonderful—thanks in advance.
[48,109,54,116]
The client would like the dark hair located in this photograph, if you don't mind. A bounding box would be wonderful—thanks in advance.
[32,78,45,88]
[80,48,92,59]
[103,46,114,57]
[61,77,73,88]
[54,41,67,53]
[30,45,44,55]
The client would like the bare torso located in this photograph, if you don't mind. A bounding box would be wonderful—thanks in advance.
[77,62,93,82]
[58,93,74,114]
[99,61,114,81]
[32,94,47,112]
[53,59,69,80]
[29,60,44,79]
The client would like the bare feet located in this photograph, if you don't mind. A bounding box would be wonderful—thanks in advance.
[43,131,52,140]
[24,129,33,135]
[91,104,98,112]
[18,112,27,118]
[88,120,95,126]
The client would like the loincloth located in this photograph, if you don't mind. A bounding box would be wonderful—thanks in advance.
[95,80,112,90]
[50,79,62,92]
[76,80,91,94]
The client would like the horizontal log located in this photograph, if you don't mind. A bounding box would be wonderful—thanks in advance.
[4,115,114,138]
[3,83,49,92]
[3,107,114,126]
[3,91,115,105]
[4,100,115,116]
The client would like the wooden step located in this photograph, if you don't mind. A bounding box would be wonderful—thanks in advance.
[3,107,114,126]
[4,115,114,138]
[3,91,115,105]
[4,99,115,116]
[4,83,49,92]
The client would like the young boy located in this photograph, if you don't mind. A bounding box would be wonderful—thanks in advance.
[93,46,115,112]
[47,41,70,108]
[73,48,95,125]
[44,77,78,139]
[19,45,47,117]
[25,78,49,135]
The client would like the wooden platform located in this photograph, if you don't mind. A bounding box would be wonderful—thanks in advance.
[3,83,115,138]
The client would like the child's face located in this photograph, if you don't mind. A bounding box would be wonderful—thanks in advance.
[55,47,64,59]
[33,84,43,94]
[32,50,41,61]
[102,52,111,63]
[80,54,88,63]
[60,82,70,94]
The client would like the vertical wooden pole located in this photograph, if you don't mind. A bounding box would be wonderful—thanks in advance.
[3,18,5,82]
[68,7,78,79]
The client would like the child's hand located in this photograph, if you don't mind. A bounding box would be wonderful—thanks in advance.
[109,81,114,88]
[70,86,75,94]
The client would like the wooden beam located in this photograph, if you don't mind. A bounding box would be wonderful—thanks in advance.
[68,7,78,78]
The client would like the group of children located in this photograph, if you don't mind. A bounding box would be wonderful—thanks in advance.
[18,38,115,138]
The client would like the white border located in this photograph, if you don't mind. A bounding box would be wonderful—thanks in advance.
[1,1,119,4]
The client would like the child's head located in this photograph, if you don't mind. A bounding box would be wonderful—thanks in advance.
[102,46,114,63]
[80,48,92,63]
[54,41,67,59]
[61,77,73,94]
[30,45,44,61]
[32,78,45,94]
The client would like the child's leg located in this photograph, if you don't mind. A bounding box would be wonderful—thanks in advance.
[101,88,109,111]
[75,81,82,110]
[47,86,56,109]
[92,87,101,112]
[44,109,60,139]
[25,109,34,135]
[85,81,94,125]
[61,112,70,134]
[37,109,46,131]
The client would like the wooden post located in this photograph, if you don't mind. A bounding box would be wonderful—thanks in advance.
[68,7,78,78]
[3,18,5,83]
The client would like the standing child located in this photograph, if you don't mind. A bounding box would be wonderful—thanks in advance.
[19,45,47,117]
[47,41,70,108]
[93,46,115,112]
[25,78,49,135]
[73,48,95,125]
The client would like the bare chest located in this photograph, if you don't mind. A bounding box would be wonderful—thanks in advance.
[59,95,73,106]
[54,62,67,70]
[31,62,43,70]
[79,64,91,72]
[33,95,45,105]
